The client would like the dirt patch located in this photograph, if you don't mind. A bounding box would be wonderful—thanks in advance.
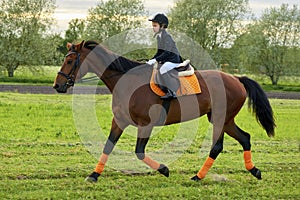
[0,85,299,99]
[265,92,300,100]
[0,85,110,95]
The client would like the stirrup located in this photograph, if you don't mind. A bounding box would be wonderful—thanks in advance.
[161,90,177,100]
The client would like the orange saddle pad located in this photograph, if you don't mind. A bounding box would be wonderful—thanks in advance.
[150,69,201,97]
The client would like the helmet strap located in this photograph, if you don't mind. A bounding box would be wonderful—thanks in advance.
[153,28,164,38]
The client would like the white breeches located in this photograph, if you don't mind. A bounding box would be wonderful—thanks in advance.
[159,62,180,74]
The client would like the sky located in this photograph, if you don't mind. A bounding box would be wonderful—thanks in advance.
[53,0,300,34]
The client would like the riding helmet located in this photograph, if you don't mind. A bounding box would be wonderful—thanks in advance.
[149,13,169,28]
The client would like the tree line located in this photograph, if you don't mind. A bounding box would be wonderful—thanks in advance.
[0,0,299,85]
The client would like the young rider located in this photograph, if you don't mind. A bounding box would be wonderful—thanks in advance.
[147,13,182,99]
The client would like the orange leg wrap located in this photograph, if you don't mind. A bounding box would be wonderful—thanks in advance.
[142,156,160,170]
[197,157,215,179]
[244,151,254,170]
[94,153,109,174]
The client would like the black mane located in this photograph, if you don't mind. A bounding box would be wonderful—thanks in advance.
[84,40,144,73]
[84,40,99,50]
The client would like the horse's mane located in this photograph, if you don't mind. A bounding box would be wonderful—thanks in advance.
[83,40,145,74]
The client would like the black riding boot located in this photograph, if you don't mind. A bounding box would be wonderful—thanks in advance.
[161,89,177,100]
[156,70,179,100]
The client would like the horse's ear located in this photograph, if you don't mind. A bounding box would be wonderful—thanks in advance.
[66,42,72,50]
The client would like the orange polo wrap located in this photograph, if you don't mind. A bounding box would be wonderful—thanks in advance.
[244,151,254,170]
[94,153,109,174]
[143,156,160,170]
[197,157,215,179]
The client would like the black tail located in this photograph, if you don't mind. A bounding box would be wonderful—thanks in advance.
[238,76,276,137]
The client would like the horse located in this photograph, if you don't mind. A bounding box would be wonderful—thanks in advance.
[53,40,275,182]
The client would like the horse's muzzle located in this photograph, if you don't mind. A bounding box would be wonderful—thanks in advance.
[53,83,68,93]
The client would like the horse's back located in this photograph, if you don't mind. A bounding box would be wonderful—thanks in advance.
[196,70,246,99]
[195,70,247,123]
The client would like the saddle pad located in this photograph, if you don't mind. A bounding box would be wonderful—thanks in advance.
[150,70,201,97]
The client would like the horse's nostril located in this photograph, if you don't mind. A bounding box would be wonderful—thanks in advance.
[53,84,59,89]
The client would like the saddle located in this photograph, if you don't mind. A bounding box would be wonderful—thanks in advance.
[150,60,201,97]
[175,60,194,77]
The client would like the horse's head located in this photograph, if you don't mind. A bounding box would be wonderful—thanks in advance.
[53,40,86,93]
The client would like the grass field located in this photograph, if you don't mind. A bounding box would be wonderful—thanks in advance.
[0,93,299,199]
[0,66,59,85]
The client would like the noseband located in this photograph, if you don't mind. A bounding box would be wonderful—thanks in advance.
[58,51,81,87]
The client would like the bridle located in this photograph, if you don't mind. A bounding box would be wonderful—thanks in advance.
[57,50,81,87]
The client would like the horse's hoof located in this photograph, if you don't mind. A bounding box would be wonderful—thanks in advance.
[85,176,97,183]
[191,175,201,181]
[249,167,262,180]
[158,164,169,177]
[85,172,100,183]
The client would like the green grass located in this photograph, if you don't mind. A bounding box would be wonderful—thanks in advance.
[236,74,300,92]
[261,84,300,92]
[0,66,60,85]
[0,93,299,199]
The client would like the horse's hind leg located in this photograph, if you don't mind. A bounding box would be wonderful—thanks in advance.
[135,126,169,177]
[224,121,262,179]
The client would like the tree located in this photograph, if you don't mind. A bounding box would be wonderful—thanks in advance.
[0,0,56,77]
[44,34,65,66]
[259,4,300,85]
[169,0,250,66]
[232,4,300,85]
[59,18,86,55]
[84,0,147,42]
[65,19,85,42]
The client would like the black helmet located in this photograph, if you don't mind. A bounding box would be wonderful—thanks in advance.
[149,13,169,28]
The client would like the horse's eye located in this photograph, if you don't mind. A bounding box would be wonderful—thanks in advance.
[67,60,73,65]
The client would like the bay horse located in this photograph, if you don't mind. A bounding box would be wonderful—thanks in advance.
[53,40,275,182]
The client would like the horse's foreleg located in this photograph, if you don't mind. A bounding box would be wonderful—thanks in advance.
[191,133,224,181]
[135,126,169,177]
[225,123,262,179]
[86,118,125,182]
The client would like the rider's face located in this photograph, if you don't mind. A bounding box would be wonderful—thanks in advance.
[152,22,160,33]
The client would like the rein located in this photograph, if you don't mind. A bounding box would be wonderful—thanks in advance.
[79,75,99,83]
[57,50,125,86]
[57,42,140,86]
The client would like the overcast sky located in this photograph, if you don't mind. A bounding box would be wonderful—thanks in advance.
[53,0,299,33]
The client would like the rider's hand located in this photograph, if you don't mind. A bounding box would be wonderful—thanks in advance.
[146,59,157,65]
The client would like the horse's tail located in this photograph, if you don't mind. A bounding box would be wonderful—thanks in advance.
[238,76,276,137]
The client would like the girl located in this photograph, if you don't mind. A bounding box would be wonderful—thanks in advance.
[147,13,182,99]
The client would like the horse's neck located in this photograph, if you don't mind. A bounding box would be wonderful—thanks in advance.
[89,46,140,92]
[88,46,131,92]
